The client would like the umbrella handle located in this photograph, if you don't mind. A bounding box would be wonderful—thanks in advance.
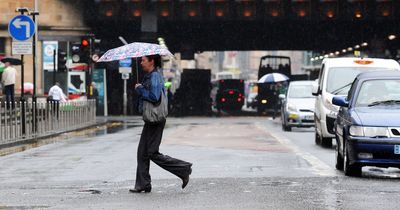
[136,58,139,84]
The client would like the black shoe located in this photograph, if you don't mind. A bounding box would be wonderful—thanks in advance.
[129,187,151,193]
[182,167,192,189]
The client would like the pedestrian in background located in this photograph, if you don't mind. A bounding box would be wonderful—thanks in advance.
[1,61,17,109]
[48,82,67,103]
[48,82,67,119]
[130,54,192,193]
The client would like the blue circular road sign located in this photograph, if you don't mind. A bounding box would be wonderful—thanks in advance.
[8,15,35,41]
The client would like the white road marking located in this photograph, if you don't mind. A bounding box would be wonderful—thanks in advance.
[256,123,335,176]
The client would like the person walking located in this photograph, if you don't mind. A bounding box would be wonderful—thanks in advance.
[48,82,67,103]
[48,82,67,119]
[130,54,192,193]
[1,61,17,109]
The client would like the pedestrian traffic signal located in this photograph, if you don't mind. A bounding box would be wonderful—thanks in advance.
[57,50,67,72]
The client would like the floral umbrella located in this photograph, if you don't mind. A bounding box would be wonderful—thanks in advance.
[97,42,173,63]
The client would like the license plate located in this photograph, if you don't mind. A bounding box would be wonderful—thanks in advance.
[394,145,400,154]
[304,115,314,120]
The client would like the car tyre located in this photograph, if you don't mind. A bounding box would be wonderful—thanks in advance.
[343,144,362,177]
[315,127,321,145]
[335,136,344,170]
[321,137,332,148]
[281,112,292,132]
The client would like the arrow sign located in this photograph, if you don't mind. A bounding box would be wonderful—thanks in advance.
[13,18,31,38]
[8,15,35,41]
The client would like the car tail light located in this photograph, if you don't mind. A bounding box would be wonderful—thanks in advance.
[229,90,234,95]
[237,98,242,102]
[221,98,226,102]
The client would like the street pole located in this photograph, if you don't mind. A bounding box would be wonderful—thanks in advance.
[16,8,27,134]
[30,1,39,132]
[118,36,129,115]
[53,49,56,85]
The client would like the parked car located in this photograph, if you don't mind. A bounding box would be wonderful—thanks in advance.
[312,57,400,147]
[280,81,316,131]
[333,71,400,177]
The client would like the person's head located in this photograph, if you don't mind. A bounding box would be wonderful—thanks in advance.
[55,82,60,87]
[141,54,161,73]
[4,61,11,67]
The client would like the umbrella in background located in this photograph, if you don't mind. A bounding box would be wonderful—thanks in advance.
[0,62,4,73]
[19,82,34,94]
[97,42,173,63]
[1,57,22,65]
[258,73,289,83]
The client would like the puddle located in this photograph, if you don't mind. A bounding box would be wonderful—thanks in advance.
[77,189,102,194]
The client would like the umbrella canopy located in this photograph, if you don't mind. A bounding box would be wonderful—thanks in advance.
[19,82,34,94]
[97,42,173,63]
[1,57,22,65]
[258,73,289,83]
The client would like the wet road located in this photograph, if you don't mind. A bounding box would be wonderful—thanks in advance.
[0,116,400,209]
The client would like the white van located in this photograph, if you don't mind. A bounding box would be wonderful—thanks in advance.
[312,57,400,147]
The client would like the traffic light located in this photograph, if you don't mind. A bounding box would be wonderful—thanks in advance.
[71,38,91,64]
[57,50,67,72]
[80,37,91,64]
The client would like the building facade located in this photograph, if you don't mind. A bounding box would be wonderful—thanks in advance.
[0,0,89,96]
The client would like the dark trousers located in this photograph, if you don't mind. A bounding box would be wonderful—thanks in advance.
[135,120,192,189]
[4,84,15,109]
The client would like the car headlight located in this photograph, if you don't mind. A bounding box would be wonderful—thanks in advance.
[287,103,297,112]
[349,126,389,137]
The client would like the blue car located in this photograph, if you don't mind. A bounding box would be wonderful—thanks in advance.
[333,71,400,176]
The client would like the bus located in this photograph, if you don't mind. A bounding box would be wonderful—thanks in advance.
[257,55,291,114]
[211,79,245,113]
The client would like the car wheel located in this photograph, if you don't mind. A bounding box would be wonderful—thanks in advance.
[321,137,332,148]
[335,136,344,170]
[282,123,292,132]
[343,144,362,177]
[315,127,321,145]
[281,112,291,132]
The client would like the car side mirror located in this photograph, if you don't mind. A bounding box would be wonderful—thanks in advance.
[312,84,320,96]
[279,94,285,100]
[332,96,349,107]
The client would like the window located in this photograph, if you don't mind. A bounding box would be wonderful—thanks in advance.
[0,38,5,56]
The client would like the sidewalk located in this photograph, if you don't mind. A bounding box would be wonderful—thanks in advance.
[0,115,143,156]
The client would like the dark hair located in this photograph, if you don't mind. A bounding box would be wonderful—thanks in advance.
[145,54,162,68]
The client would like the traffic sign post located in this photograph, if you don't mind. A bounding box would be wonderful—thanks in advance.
[119,58,132,115]
[9,9,37,135]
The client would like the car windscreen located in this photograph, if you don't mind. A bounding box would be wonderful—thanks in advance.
[326,67,393,95]
[288,84,314,98]
[355,79,400,107]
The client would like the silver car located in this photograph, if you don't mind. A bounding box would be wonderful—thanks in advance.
[280,81,316,131]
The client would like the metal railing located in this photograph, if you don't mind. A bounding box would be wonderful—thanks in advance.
[0,100,96,145]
